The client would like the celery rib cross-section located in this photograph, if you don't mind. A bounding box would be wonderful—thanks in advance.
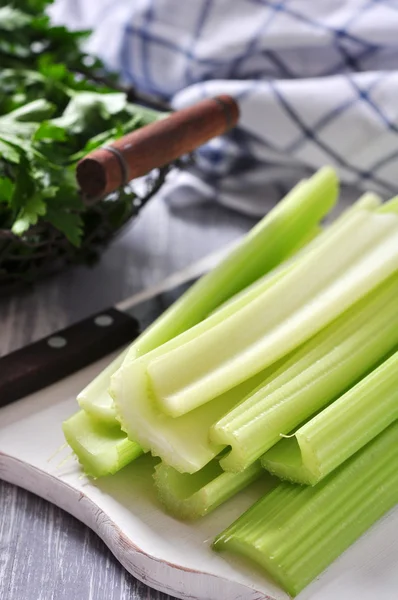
[153,459,272,520]
[213,421,398,597]
[211,271,398,472]
[62,410,143,478]
[262,349,398,485]
[77,349,128,424]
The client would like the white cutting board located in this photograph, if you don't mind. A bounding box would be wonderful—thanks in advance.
[0,353,397,600]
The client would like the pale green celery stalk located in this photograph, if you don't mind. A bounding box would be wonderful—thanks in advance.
[262,349,398,485]
[77,349,128,424]
[112,367,271,473]
[378,195,398,214]
[211,272,398,472]
[143,209,398,417]
[213,421,398,597]
[153,459,274,520]
[62,410,143,478]
[214,190,381,317]
[78,167,338,424]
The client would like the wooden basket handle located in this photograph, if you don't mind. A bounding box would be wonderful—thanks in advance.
[76,95,239,198]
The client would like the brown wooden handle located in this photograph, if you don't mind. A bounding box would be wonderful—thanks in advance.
[76,94,239,198]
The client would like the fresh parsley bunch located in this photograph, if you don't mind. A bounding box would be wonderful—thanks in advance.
[0,0,159,258]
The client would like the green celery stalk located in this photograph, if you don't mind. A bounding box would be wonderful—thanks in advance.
[262,349,398,484]
[212,190,381,317]
[378,195,398,214]
[211,271,398,472]
[77,349,128,424]
[213,421,398,597]
[62,410,143,478]
[126,209,398,418]
[153,459,273,520]
[79,167,338,424]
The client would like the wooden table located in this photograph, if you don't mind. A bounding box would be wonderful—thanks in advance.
[0,192,256,600]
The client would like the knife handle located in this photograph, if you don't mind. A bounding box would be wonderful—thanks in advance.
[76,95,240,198]
[0,308,139,408]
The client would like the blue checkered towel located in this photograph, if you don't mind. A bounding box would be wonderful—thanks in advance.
[51,0,398,215]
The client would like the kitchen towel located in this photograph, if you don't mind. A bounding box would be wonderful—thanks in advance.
[51,0,398,215]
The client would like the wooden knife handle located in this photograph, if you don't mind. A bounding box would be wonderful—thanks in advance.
[76,94,239,198]
[0,308,139,408]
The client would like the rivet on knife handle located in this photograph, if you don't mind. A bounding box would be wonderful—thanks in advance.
[76,94,240,198]
[0,308,139,407]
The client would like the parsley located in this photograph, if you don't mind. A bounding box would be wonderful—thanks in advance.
[0,0,160,247]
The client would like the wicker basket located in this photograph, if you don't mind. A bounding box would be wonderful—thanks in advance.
[0,166,170,295]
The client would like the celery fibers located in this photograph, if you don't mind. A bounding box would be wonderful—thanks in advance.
[262,349,398,484]
[211,271,398,472]
[62,410,143,478]
[153,459,273,520]
[213,421,398,597]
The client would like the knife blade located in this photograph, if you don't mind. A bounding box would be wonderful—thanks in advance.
[0,243,236,408]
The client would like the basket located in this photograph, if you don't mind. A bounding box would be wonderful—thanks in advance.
[0,166,170,295]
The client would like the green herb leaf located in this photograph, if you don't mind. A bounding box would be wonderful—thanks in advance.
[12,194,47,235]
[0,177,15,203]
[0,6,32,31]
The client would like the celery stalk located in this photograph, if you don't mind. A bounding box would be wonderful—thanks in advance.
[262,350,398,484]
[62,410,143,478]
[378,195,398,214]
[213,190,381,318]
[213,421,398,597]
[153,459,273,520]
[211,272,398,472]
[77,350,128,424]
[130,209,398,418]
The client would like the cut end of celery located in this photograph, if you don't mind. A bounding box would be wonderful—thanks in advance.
[209,425,254,473]
[77,349,129,425]
[261,437,316,485]
[78,390,116,424]
[153,459,267,520]
[63,410,143,478]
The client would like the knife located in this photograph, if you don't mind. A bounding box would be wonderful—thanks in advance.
[0,243,236,408]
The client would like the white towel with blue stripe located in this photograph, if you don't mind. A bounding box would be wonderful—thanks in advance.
[51,0,398,215]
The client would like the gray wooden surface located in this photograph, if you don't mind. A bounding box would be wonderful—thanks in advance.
[0,192,256,600]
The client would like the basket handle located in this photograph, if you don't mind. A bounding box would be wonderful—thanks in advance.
[76,95,239,198]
